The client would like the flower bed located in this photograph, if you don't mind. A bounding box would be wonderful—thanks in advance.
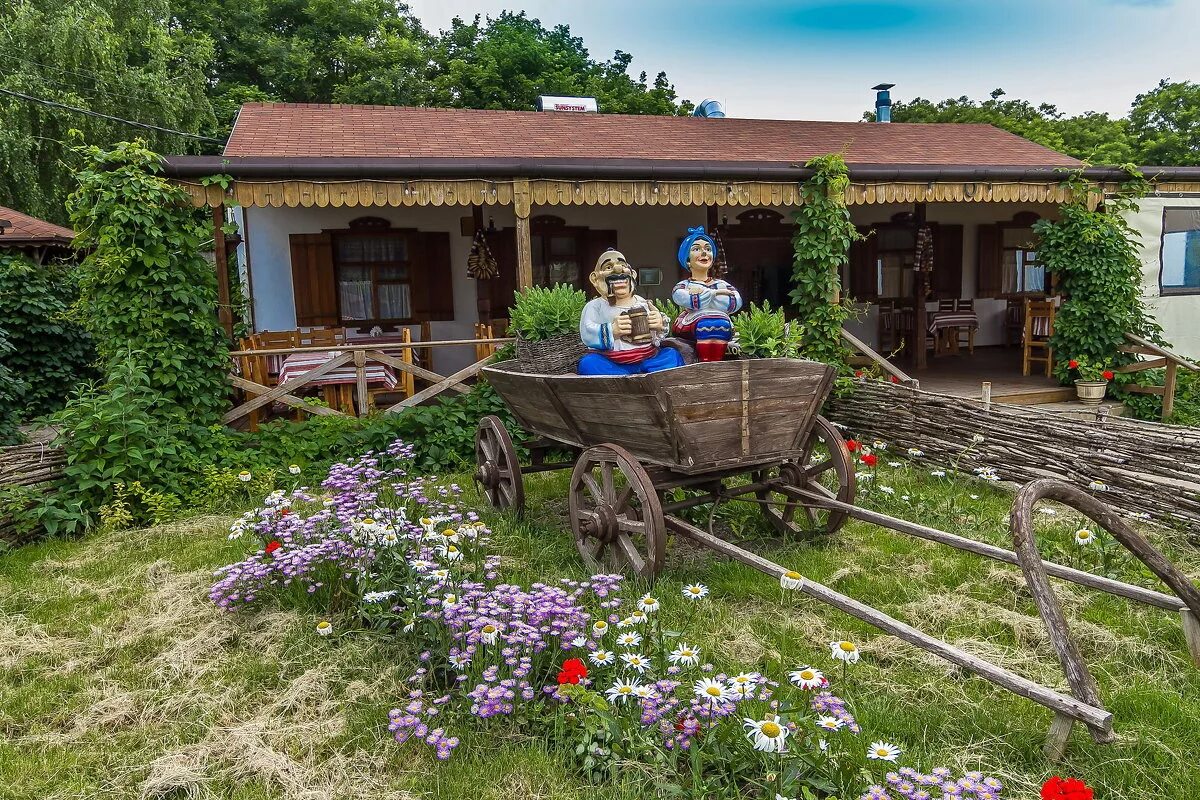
[211,440,1016,799]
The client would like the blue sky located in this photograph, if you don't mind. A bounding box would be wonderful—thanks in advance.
[408,0,1200,120]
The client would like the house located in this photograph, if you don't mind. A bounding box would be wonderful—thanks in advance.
[162,101,1200,390]
[0,206,74,264]
[1123,188,1200,359]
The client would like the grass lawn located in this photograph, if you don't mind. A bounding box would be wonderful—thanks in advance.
[2,459,1198,799]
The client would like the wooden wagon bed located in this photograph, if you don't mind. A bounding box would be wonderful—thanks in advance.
[482,358,835,474]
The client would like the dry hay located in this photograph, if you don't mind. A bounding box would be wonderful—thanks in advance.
[0,613,71,669]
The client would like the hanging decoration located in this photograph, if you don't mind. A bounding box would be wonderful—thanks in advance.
[466,228,499,279]
[711,225,731,277]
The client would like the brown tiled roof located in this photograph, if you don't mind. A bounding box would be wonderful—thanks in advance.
[0,206,75,246]
[224,103,1080,168]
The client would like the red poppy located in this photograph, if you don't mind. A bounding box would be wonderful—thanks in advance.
[1102,370,1114,381]
[890,374,901,384]
[557,657,588,685]
[280,508,291,516]
[1068,359,1079,369]
[854,370,864,378]
[1040,777,1093,800]
[846,440,860,452]
[861,454,878,468]
[265,540,282,554]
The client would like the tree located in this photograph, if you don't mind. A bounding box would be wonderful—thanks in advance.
[0,0,216,224]
[875,88,1137,165]
[1129,80,1200,166]
[170,0,436,133]
[431,12,691,115]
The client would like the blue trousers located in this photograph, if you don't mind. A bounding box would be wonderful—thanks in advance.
[578,348,685,376]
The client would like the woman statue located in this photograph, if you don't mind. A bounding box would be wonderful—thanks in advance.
[578,249,684,375]
[671,226,743,362]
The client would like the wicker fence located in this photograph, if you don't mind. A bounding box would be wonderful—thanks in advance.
[825,381,1200,529]
[0,438,64,546]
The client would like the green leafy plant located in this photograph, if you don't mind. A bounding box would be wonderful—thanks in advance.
[67,139,230,428]
[790,154,857,372]
[508,284,588,341]
[1034,168,1162,388]
[0,253,99,420]
[0,326,27,445]
[733,301,802,359]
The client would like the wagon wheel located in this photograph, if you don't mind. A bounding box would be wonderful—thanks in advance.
[474,415,524,513]
[755,415,855,537]
[569,444,665,580]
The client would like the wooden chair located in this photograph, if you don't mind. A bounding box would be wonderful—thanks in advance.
[250,330,300,386]
[937,298,956,312]
[236,336,263,432]
[300,327,345,347]
[955,299,976,354]
[875,300,899,355]
[1022,299,1056,377]
[1004,299,1025,347]
[474,322,497,362]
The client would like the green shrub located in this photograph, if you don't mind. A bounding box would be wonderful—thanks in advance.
[508,284,587,341]
[0,326,26,445]
[733,301,802,359]
[0,253,98,419]
[67,139,230,427]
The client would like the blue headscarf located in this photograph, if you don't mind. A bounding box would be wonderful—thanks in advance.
[677,226,717,272]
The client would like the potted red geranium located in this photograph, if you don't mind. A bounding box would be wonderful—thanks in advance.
[1067,357,1114,405]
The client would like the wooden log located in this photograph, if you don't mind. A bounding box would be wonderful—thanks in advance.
[227,376,346,417]
[1163,362,1177,419]
[1043,713,1075,762]
[665,515,1114,733]
[361,350,468,394]
[222,351,354,424]
[354,349,369,416]
[788,487,1186,612]
[1183,609,1200,668]
[386,355,494,412]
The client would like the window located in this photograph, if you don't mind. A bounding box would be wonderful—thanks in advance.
[334,231,411,323]
[1000,226,1046,295]
[1161,208,1200,295]
[874,226,915,300]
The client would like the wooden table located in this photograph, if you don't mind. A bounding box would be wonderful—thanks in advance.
[928,311,979,356]
[278,350,400,413]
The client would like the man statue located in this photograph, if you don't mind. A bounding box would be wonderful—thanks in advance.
[578,249,684,375]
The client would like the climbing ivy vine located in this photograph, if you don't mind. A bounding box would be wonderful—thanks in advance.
[789,154,857,372]
[1034,168,1163,384]
[67,139,230,427]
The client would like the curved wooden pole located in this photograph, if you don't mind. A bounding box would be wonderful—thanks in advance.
[1009,479,1200,747]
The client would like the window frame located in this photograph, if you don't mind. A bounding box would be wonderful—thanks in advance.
[997,222,1048,298]
[1159,206,1200,297]
[331,223,417,326]
[871,222,917,301]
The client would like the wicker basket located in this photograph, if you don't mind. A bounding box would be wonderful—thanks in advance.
[515,333,588,374]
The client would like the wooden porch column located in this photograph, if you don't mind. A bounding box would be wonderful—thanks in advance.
[213,203,234,339]
[513,179,533,290]
[913,203,929,370]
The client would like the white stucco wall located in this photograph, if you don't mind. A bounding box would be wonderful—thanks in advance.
[1124,195,1200,360]
[241,204,483,373]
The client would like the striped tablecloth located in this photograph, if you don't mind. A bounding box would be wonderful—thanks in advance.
[927,311,978,335]
[278,351,400,389]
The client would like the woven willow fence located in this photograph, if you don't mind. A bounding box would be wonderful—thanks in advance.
[825,382,1200,529]
[0,439,64,545]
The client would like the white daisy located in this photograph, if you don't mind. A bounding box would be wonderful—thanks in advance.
[620,652,650,673]
[1074,528,1096,546]
[638,594,660,613]
[906,448,924,457]
[744,716,789,753]
[448,653,471,671]
[887,461,903,467]
[728,672,759,692]
[930,470,946,478]
[402,615,416,633]
[238,470,252,482]
[969,494,980,500]
[479,623,500,645]
[616,632,643,648]
[780,570,804,590]
[971,434,985,444]
[589,649,615,666]
[682,584,709,600]
[441,593,459,607]
[380,531,400,546]
[628,610,648,625]
[868,741,902,762]
[829,640,861,664]
[288,464,301,475]
[879,486,895,495]
[694,677,730,703]
[1088,480,1109,492]
[605,680,641,703]
[428,568,450,582]
[616,616,635,628]
[873,440,887,449]
[363,590,398,603]
[632,684,656,699]
[789,666,825,690]
[1039,507,1058,516]
[815,715,844,731]
[592,620,610,636]
[438,544,464,562]
[434,527,461,544]
[570,636,588,648]
[315,620,333,636]
[667,643,701,667]
[728,680,756,700]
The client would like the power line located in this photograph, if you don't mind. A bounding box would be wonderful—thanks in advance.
[0,86,223,143]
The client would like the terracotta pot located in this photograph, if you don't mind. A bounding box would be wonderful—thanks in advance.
[1074,380,1108,405]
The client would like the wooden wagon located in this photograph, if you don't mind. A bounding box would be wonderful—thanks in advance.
[473,357,1200,761]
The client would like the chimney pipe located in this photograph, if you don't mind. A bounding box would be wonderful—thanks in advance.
[693,99,726,118]
[872,83,895,123]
